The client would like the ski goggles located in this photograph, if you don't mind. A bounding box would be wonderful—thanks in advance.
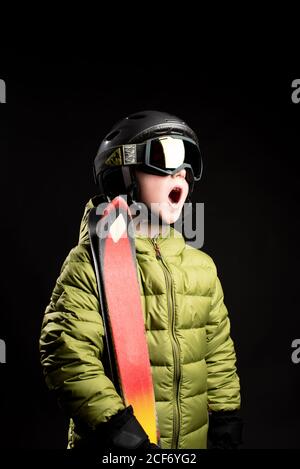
[104,135,203,181]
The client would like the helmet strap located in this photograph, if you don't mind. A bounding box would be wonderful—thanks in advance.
[121,166,141,206]
[121,166,133,193]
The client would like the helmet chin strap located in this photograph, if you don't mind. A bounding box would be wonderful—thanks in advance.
[122,166,141,207]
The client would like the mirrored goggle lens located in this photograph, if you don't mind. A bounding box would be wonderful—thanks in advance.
[148,137,201,179]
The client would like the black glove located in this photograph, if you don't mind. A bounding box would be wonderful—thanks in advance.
[207,410,243,449]
[95,405,160,451]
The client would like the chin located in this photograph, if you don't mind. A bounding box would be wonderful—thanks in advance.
[149,202,183,226]
[161,210,182,225]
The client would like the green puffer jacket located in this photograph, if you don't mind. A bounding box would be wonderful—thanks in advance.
[40,196,241,449]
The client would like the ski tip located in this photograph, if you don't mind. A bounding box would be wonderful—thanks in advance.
[100,196,131,220]
[111,195,130,212]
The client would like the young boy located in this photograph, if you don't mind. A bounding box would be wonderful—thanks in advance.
[39,110,242,450]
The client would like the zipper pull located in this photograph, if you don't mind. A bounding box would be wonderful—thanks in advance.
[153,238,162,260]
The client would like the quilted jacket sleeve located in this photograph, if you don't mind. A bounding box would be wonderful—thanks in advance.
[205,270,241,412]
[39,243,125,431]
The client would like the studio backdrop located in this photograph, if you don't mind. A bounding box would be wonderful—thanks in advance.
[0,57,299,449]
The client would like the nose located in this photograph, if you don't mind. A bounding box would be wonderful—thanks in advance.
[172,168,186,179]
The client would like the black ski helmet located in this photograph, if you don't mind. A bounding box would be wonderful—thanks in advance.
[93,110,203,202]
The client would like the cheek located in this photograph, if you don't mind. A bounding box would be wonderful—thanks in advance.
[183,181,189,199]
[139,175,165,202]
[140,180,157,203]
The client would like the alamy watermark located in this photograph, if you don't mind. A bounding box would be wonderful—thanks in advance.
[95,198,204,249]
[0,338,6,363]
[291,339,300,364]
[0,79,6,103]
[291,79,300,104]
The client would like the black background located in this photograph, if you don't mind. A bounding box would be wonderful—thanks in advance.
[0,55,299,449]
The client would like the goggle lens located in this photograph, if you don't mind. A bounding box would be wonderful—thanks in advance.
[148,136,201,180]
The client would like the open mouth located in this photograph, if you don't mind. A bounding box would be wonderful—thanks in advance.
[168,186,182,205]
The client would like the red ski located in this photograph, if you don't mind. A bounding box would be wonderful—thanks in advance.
[88,196,159,445]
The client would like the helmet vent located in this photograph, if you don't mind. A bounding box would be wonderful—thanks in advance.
[106,130,120,141]
[127,113,146,119]
[153,128,184,136]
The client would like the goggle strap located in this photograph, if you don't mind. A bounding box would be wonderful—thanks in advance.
[123,144,145,165]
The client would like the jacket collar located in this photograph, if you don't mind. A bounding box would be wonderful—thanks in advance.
[134,227,186,258]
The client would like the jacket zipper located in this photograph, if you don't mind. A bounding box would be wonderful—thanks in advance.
[150,236,181,449]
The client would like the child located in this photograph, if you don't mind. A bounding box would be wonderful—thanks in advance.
[39,110,242,450]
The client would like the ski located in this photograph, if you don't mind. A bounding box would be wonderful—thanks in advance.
[88,195,159,445]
